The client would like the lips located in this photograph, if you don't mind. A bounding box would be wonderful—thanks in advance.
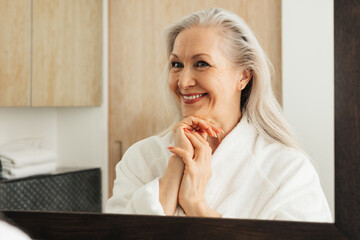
[180,93,208,104]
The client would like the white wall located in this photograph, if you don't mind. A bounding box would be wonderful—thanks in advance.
[0,108,57,150]
[0,0,109,210]
[282,0,334,218]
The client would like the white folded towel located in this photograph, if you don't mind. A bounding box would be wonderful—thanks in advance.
[2,161,57,179]
[0,142,56,167]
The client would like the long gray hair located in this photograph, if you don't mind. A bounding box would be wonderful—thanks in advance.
[161,8,300,150]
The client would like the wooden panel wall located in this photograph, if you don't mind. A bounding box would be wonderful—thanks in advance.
[109,0,281,196]
[32,0,102,106]
[0,0,31,106]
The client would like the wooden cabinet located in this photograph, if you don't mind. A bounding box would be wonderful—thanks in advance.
[32,0,102,106]
[0,0,31,106]
[0,0,102,107]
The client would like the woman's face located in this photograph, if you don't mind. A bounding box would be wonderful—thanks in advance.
[168,26,247,125]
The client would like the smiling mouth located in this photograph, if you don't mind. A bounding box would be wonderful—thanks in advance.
[183,93,207,100]
[181,93,208,104]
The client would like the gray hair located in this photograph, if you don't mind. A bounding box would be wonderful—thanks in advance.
[161,8,300,150]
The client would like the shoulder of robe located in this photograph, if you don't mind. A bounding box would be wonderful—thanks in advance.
[122,135,166,162]
[251,135,317,188]
[119,132,173,168]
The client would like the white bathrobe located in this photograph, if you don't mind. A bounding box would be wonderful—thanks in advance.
[106,115,332,222]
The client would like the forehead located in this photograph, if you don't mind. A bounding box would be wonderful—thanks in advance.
[172,26,224,57]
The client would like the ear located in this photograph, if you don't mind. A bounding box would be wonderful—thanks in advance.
[236,69,252,91]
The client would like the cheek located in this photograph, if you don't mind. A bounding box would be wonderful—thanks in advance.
[168,74,179,97]
[201,75,224,94]
[208,75,237,98]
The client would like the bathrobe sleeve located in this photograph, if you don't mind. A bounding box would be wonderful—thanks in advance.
[257,151,332,222]
[105,137,167,215]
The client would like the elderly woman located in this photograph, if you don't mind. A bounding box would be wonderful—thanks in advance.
[106,8,332,222]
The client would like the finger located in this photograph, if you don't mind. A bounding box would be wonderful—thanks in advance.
[173,122,185,132]
[184,116,217,137]
[184,131,205,149]
[197,119,218,137]
[191,128,207,137]
[217,134,222,144]
[181,116,199,127]
[183,117,204,133]
[198,118,224,136]
[174,122,193,134]
[196,117,224,135]
[205,121,224,135]
[199,130,208,140]
[185,128,208,141]
[186,132,212,162]
[191,131,208,145]
[168,147,193,165]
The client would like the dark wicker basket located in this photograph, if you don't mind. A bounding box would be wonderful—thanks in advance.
[0,168,101,213]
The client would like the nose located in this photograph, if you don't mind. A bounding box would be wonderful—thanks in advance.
[177,67,196,90]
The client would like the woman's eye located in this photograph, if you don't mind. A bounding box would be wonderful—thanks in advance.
[195,61,210,68]
[171,62,183,68]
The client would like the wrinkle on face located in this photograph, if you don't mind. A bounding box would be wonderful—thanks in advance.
[168,26,243,129]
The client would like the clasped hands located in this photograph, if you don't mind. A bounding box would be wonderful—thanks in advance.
[159,116,223,217]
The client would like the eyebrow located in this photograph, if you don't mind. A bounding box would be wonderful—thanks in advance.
[170,53,213,60]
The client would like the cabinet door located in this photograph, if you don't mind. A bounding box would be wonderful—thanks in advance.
[0,0,31,107]
[32,0,102,106]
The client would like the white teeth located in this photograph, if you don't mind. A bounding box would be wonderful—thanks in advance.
[183,94,205,100]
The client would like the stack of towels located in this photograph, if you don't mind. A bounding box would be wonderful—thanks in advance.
[0,142,57,179]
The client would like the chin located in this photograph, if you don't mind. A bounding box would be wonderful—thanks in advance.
[182,111,196,118]
[182,109,207,119]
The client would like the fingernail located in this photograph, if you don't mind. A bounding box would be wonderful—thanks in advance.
[220,128,224,134]
[168,146,174,149]
[184,128,191,133]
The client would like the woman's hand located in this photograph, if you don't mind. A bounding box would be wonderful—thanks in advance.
[159,154,185,215]
[173,116,222,156]
[180,116,223,137]
[160,116,221,215]
[169,130,221,217]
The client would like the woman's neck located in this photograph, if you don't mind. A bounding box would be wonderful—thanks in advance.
[207,110,242,153]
